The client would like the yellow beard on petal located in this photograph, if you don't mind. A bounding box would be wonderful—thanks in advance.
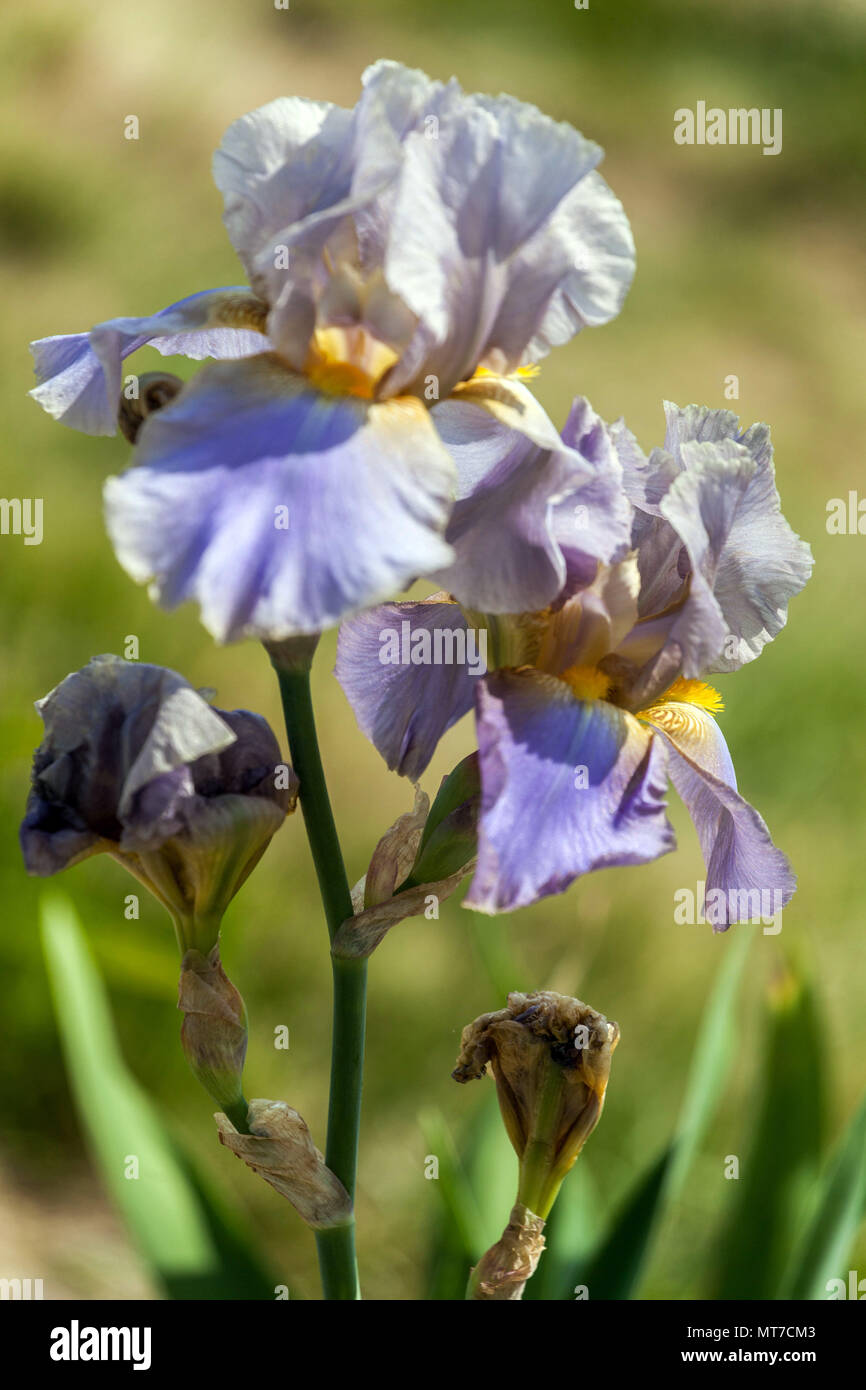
[472,362,541,382]
[654,677,725,714]
[635,677,725,740]
[304,326,400,399]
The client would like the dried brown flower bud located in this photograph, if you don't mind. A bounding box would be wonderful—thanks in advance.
[454,990,619,1298]
[454,990,619,1183]
[332,783,475,959]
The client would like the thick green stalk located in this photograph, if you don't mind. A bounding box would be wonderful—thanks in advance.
[272,663,367,1301]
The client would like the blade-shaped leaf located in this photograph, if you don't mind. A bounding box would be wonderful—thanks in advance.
[564,928,752,1299]
[466,916,524,1005]
[712,961,824,1298]
[419,1104,486,1299]
[780,1092,866,1300]
[665,926,753,1201]
[41,891,274,1299]
[578,1146,674,1300]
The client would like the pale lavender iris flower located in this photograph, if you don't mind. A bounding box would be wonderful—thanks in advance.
[28,61,634,642]
[336,402,812,919]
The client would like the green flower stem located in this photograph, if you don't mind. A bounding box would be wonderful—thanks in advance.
[272,662,367,1301]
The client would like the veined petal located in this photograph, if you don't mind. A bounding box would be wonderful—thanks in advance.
[500,168,635,363]
[466,669,674,913]
[213,97,356,290]
[538,554,642,678]
[552,396,632,584]
[29,288,269,436]
[213,82,411,367]
[639,698,795,928]
[619,438,754,694]
[630,404,812,674]
[663,401,742,455]
[430,383,608,613]
[104,354,457,643]
[379,78,634,398]
[212,63,633,395]
[336,600,477,779]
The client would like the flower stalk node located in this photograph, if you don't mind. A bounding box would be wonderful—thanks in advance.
[467,1203,546,1301]
[216,1099,353,1230]
[332,778,477,959]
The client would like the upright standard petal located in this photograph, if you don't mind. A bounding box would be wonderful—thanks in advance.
[104,354,457,642]
[379,73,635,397]
[551,396,632,584]
[622,437,761,696]
[213,97,357,291]
[213,86,411,368]
[336,599,478,779]
[466,669,674,913]
[213,62,634,398]
[431,381,615,613]
[627,404,812,675]
[30,288,269,436]
[638,697,795,928]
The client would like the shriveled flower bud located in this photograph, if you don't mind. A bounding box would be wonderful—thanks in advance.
[332,774,477,959]
[178,945,248,1127]
[454,990,619,1300]
[117,371,184,444]
[216,1099,352,1230]
[362,785,429,909]
[20,655,297,950]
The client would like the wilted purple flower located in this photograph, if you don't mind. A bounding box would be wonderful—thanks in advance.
[336,402,812,919]
[29,62,634,642]
[21,655,297,945]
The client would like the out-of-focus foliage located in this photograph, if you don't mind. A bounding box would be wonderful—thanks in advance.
[2,0,864,1299]
[41,894,275,1300]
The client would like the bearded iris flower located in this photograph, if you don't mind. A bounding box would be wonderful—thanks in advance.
[28,61,634,642]
[336,402,812,918]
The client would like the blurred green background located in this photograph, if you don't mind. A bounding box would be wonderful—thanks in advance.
[2,0,865,1300]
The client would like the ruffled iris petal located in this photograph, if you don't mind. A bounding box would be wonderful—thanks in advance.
[29,288,269,436]
[639,699,795,928]
[430,383,589,612]
[466,669,674,912]
[378,72,634,397]
[212,61,634,394]
[428,383,631,614]
[552,395,632,585]
[627,404,812,679]
[336,600,477,779]
[104,354,457,643]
